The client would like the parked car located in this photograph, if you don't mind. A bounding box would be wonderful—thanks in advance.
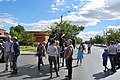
[94,44,107,47]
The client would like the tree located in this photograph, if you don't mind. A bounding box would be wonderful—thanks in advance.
[90,35,105,44]
[50,21,84,40]
[10,25,34,45]
[20,32,34,44]
[76,37,83,44]
[106,29,120,43]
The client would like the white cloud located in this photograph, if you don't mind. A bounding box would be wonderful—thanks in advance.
[107,26,120,29]
[77,31,103,41]
[71,4,79,9]
[55,0,65,6]
[0,13,18,27]
[51,0,66,12]
[0,25,4,28]
[51,7,59,11]
[79,0,120,20]
[65,6,70,9]
[20,19,60,31]
[0,0,16,2]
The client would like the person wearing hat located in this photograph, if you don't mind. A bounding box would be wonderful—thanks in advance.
[108,41,117,73]
[59,30,66,67]
[11,36,20,74]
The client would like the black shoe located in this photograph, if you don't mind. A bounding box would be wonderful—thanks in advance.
[62,65,64,67]
[65,75,68,77]
[65,77,71,80]
[38,68,42,71]
[11,72,17,74]
[57,75,60,77]
[42,64,44,66]
[50,76,52,79]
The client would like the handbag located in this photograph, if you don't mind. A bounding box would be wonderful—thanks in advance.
[35,52,41,56]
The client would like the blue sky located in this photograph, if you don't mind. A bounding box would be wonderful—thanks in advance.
[0,0,120,41]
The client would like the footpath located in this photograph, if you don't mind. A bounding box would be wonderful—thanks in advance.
[20,51,36,55]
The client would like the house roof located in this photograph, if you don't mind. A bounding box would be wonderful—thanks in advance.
[26,29,43,32]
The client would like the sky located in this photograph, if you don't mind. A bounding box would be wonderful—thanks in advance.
[0,0,120,41]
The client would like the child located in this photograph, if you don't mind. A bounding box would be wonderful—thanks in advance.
[76,45,83,66]
[102,49,109,72]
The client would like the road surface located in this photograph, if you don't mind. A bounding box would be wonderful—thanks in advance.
[0,46,120,80]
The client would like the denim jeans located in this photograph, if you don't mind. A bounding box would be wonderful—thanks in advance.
[13,55,18,73]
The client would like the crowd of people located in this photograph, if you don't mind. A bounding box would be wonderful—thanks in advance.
[36,30,76,80]
[0,30,87,80]
[1,30,120,80]
[102,41,120,74]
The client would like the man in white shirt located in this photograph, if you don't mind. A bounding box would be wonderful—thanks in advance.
[3,35,13,72]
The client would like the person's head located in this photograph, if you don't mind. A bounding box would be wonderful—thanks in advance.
[50,40,56,46]
[110,41,115,45]
[0,39,3,43]
[67,39,73,46]
[61,30,64,34]
[12,36,17,42]
[56,41,59,46]
[52,32,55,35]
[42,41,46,46]
[7,35,11,41]
[104,49,108,52]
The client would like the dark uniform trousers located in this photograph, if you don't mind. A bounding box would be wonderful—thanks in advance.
[38,56,43,70]
[66,58,72,79]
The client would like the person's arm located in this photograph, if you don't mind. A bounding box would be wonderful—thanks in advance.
[55,46,58,55]
[108,46,111,53]
[4,44,6,53]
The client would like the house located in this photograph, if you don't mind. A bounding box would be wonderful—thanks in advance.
[26,29,49,46]
[0,29,7,41]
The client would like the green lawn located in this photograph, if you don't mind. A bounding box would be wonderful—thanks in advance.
[20,46,37,52]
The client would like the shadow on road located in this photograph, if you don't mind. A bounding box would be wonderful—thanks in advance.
[7,64,50,79]
[93,71,114,80]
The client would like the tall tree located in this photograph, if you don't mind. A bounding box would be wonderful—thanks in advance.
[106,29,120,42]
[50,21,84,40]
[10,25,34,45]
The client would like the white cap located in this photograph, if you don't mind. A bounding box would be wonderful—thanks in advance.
[13,36,17,40]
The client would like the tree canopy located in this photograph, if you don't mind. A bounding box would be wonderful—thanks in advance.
[10,25,34,45]
[50,21,85,40]
[88,28,120,44]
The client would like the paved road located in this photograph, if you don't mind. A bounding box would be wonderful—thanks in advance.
[0,46,120,80]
